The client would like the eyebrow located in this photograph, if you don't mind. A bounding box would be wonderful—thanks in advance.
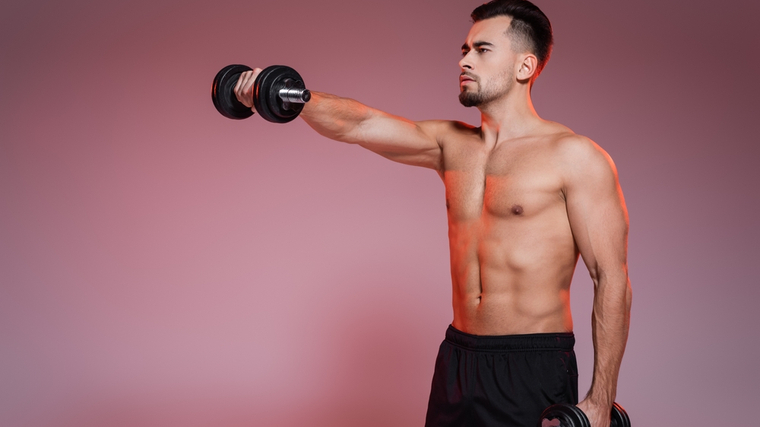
[461,41,495,51]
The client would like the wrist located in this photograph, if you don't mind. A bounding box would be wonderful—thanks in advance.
[583,390,615,408]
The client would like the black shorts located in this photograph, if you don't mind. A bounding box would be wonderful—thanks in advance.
[424,325,578,427]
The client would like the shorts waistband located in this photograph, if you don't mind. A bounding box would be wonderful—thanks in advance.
[445,325,575,351]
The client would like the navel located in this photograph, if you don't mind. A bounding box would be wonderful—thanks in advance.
[511,204,524,215]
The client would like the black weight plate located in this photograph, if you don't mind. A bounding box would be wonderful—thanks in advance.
[253,65,305,123]
[268,66,306,120]
[611,402,631,427]
[212,64,255,120]
[539,404,589,427]
[251,65,279,123]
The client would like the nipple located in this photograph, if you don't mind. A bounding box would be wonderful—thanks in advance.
[511,205,524,215]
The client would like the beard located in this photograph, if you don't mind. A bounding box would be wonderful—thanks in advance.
[458,70,513,107]
[459,88,495,107]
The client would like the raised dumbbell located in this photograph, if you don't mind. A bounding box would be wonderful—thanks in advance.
[211,64,311,123]
[539,402,630,427]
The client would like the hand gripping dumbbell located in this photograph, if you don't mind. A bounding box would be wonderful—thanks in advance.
[211,64,311,123]
[539,402,630,427]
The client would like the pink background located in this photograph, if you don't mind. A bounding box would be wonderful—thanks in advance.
[1,0,758,426]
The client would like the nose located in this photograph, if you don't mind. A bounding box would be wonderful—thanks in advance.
[459,51,473,71]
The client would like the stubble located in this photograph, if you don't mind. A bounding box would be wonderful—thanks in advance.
[458,68,514,108]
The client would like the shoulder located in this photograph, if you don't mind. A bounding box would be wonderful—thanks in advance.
[548,131,619,189]
[551,131,615,171]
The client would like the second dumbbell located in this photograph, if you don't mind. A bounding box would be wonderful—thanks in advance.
[539,402,630,427]
[211,64,311,123]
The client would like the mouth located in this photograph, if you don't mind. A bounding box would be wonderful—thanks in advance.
[459,74,476,86]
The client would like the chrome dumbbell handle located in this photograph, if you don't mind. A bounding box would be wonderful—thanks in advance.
[278,87,311,103]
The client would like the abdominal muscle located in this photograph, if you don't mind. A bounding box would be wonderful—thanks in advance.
[447,210,579,336]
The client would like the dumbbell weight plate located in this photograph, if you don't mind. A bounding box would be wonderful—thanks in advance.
[611,402,631,427]
[540,404,590,427]
[253,65,306,124]
[212,64,255,120]
[539,403,631,427]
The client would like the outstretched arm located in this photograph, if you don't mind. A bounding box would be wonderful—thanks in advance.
[234,69,443,170]
[562,136,632,427]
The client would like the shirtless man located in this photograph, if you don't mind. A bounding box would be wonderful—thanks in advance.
[234,1,631,426]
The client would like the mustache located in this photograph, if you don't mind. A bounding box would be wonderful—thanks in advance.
[460,72,478,81]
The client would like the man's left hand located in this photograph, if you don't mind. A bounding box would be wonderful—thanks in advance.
[577,399,611,427]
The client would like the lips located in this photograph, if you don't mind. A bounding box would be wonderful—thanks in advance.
[459,74,476,85]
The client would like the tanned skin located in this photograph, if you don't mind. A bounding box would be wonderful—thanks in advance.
[235,15,631,427]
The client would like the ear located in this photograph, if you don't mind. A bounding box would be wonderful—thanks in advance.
[516,54,538,82]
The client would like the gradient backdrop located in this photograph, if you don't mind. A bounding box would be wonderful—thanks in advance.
[2,0,758,426]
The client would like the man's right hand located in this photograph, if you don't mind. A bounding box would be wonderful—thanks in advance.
[233,68,263,110]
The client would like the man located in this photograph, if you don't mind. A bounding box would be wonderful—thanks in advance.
[235,1,631,426]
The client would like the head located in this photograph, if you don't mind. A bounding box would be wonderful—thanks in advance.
[459,0,553,108]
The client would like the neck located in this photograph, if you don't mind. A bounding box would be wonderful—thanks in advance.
[477,83,542,146]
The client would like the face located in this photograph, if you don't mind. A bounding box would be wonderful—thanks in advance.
[459,16,518,108]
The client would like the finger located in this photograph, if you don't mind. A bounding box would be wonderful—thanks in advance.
[233,70,246,103]
[242,69,262,109]
[234,70,254,108]
[234,70,249,94]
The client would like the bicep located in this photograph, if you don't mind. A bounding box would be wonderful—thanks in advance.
[353,112,443,170]
[299,92,443,170]
[564,142,629,282]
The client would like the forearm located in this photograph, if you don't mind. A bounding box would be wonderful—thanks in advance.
[586,271,632,406]
[300,91,373,144]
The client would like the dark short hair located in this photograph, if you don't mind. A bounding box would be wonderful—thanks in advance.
[471,0,553,76]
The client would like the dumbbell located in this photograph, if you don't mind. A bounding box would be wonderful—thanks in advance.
[211,64,311,123]
[539,402,630,427]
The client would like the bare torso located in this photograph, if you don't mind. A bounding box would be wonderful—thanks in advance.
[290,55,631,416]
[439,121,579,335]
